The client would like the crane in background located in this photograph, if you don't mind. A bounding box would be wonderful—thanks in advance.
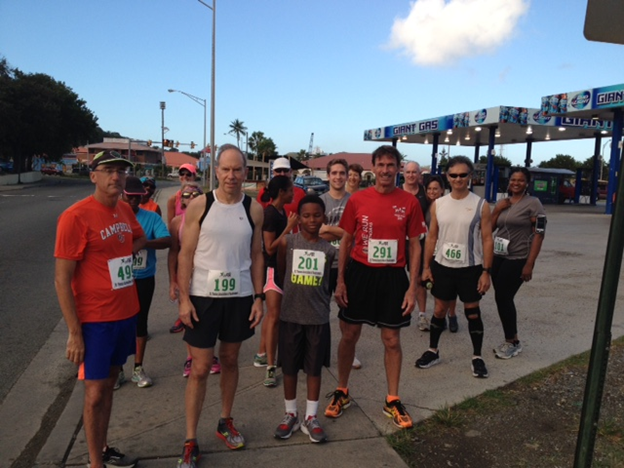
[307,133,314,159]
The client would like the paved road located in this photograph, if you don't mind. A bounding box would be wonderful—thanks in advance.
[0,177,94,404]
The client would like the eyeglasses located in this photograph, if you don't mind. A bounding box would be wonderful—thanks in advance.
[181,191,202,199]
[274,168,290,174]
[447,173,469,179]
[93,168,128,176]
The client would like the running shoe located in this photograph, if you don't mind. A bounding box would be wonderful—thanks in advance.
[415,350,440,369]
[471,357,489,378]
[253,353,268,367]
[383,399,413,429]
[170,318,184,333]
[101,445,137,467]
[494,341,523,360]
[113,369,125,390]
[216,417,245,449]
[177,440,200,468]
[324,389,351,418]
[264,366,277,387]
[183,357,192,378]
[210,356,222,374]
[448,315,459,333]
[131,366,153,388]
[274,412,301,439]
[301,415,327,443]
[352,356,362,369]
[417,314,430,331]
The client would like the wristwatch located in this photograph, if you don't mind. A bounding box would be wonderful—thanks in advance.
[254,293,266,301]
[482,267,492,274]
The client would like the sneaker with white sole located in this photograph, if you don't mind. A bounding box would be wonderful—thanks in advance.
[216,417,245,449]
[301,415,327,443]
[352,356,362,369]
[494,341,522,359]
[113,369,125,390]
[101,445,137,467]
[471,357,489,378]
[131,366,153,388]
[183,357,192,378]
[415,350,440,369]
[274,412,300,439]
[253,353,268,367]
[264,366,277,387]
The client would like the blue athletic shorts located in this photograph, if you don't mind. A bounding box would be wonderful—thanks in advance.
[78,315,137,380]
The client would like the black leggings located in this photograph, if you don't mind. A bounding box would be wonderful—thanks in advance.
[135,276,155,337]
[491,256,526,340]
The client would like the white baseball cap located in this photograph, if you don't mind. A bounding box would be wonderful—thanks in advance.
[272,157,291,171]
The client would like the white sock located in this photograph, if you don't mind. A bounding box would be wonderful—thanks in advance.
[305,400,319,420]
[285,399,297,415]
[419,311,426,317]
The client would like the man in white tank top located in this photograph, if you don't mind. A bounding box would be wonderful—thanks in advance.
[415,156,494,379]
[175,144,265,466]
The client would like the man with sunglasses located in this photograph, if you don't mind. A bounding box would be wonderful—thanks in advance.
[118,176,171,389]
[54,150,146,468]
[416,156,494,379]
[256,157,306,213]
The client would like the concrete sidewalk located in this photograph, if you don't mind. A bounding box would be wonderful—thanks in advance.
[33,188,624,467]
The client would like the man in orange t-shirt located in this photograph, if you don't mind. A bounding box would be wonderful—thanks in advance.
[54,150,146,468]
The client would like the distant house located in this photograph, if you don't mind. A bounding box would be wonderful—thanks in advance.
[84,138,163,172]
[302,153,375,184]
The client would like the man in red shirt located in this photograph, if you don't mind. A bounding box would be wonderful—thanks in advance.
[256,157,306,213]
[324,145,426,430]
[54,150,146,468]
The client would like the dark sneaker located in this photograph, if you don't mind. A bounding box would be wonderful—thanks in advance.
[301,415,327,443]
[274,412,301,439]
[170,318,184,333]
[415,350,440,369]
[101,446,137,467]
[471,357,489,378]
[177,440,200,468]
[382,399,413,429]
[216,417,245,449]
[448,315,459,333]
[264,366,277,387]
[324,389,351,418]
[183,357,192,378]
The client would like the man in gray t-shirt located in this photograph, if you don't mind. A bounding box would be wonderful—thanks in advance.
[319,158,350,290]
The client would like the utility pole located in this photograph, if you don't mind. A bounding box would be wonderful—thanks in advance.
[160,101,166,177]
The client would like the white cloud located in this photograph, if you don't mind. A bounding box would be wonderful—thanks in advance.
[388,0,530,66]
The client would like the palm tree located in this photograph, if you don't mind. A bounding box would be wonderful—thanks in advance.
[228,119,247,148]
[257,137,277,163]
[248,131,264,161]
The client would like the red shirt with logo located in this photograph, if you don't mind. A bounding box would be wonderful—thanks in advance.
[340,187,426,268]
[54,196,145,323]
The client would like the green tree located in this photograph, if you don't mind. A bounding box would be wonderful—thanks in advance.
[538,154,579,171]
[296,149,307,161]
[228,119,247,148]
[478,155,512,167]
[247,131,265,160]
[257,137,277,162]
[0,58,100,171]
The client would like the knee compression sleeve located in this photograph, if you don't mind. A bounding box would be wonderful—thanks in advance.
[429,316,446,349]
[465,307,484,356]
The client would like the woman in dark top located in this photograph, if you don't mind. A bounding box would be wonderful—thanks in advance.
[256,176,299,387]
[490,167,545,359]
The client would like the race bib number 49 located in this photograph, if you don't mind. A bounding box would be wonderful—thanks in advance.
[207,270,241,297]
[368,239,398,264]
[108,256,134,290]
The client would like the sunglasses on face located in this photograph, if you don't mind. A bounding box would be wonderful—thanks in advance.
[181,191,201,199]
[274,168,290,174]
[448,173,469,179]
[179,171,193,177]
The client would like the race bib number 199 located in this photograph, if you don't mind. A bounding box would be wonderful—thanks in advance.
[368,239,398,264]
[108,256,134,290]
[207,270,240,297]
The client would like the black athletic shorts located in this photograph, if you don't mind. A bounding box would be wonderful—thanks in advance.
[183,295,254,349]
[338,260,411,329]
[430,261,483,304]
[278,321,330,377]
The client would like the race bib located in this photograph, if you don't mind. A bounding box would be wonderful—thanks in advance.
[107,256,134,290]
[368,239,398,264]
[293,249,326,278]
[207,270,241,297]
[494,236,510,256]
[442,242,466,263]
[133,250,148,270]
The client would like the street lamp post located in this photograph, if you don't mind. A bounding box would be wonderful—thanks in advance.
[197,0,216,191]
[160,101,166,177]
[168,89,207,188]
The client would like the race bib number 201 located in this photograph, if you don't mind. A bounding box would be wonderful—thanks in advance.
[108,256,134,290]
[293,249,325,277]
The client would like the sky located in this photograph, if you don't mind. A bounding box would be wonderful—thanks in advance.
[1,0,623,167]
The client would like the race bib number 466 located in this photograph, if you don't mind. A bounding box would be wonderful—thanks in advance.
[442,242,466,263]
[108,256,134,290]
